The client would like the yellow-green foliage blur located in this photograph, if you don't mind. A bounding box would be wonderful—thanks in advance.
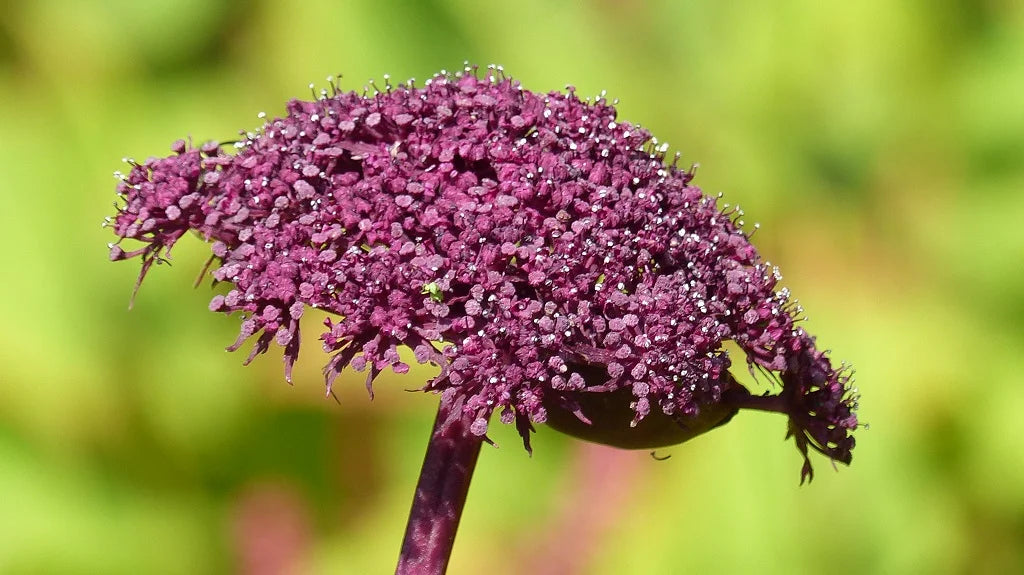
[1,1,1022,573]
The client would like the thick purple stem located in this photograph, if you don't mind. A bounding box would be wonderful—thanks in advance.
[396,397,484,575]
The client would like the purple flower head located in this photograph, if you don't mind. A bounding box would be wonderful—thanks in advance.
[109,65,857,481]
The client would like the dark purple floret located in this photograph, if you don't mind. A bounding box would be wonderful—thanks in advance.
[109,65,858,479]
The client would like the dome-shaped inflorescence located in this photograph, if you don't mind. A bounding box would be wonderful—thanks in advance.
[109,66,857,481]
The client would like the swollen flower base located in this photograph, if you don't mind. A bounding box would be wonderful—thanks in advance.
[109,65,858,574]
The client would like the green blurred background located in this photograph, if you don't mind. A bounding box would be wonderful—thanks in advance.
[1,0,1022,573]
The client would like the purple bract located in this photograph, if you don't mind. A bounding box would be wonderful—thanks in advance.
[109,65,858,481]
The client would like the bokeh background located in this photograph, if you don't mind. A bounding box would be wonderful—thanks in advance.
[2,0,1022,573]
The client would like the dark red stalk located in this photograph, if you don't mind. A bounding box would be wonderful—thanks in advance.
[396,397,484,575]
